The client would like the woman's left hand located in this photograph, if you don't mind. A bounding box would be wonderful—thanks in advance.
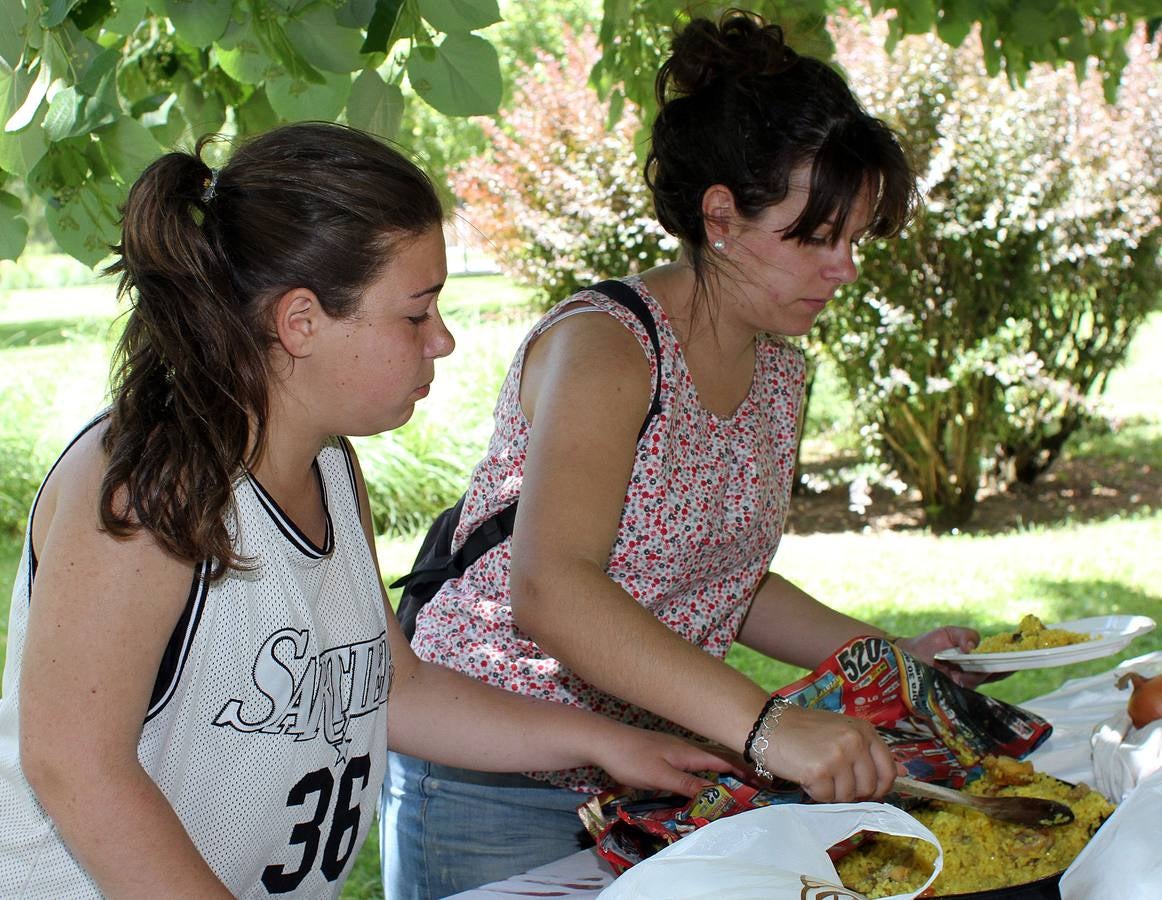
[895,626,999,688]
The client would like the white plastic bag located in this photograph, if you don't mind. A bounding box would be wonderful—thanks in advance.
[598,802,942,900]
[1060,764,1162,899]
[1090,709,1162,803]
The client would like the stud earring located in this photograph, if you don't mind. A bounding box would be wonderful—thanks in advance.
[712,239,726,252]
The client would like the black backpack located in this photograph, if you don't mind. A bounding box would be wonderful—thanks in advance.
[393,279,663,640]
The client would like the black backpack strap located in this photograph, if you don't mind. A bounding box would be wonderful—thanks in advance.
[390,500,519,590]
[589,279,664,440]
[451,500,518,575]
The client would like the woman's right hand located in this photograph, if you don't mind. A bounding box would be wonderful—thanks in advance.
[590,724,750,800]
[759,705,898,802]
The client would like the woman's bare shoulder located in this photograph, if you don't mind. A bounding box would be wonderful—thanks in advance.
[33,419,193,590]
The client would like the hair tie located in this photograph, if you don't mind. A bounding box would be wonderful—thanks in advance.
[201,168,220,204]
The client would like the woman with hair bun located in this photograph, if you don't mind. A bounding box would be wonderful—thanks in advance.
[386,10,984,897]
[0,122,738,898]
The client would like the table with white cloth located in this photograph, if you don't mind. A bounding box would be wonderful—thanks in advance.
[449,650,1162,899]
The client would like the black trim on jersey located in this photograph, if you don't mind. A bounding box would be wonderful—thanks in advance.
[146,559,211,722]
[246,461,334,559]
[27,411,111,585]
[336,437,362,521]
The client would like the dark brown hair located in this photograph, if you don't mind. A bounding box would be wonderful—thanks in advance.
[647,10,919,316]
[101,122,443,576]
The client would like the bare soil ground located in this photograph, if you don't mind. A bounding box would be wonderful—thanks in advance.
[786,455,1162,535]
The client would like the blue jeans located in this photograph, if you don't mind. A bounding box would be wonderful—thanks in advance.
[380,751,593,899]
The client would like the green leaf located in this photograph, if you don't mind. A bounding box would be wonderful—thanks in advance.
[361,0,404,54]
[406,32,500,117]
[0,188,28,259]
[1,0,28,68]
[95,115,162,184]
[250,14,325,83]
[235,84,278,135]
[935,0,986,48]
[45,175,122,266]
[265,69,352,121]
[337,0,376,28]
[1009,1,1056,48]
[69,0,112,31]
[2,62,49,132]
[415,0,500,34]
[347,67,403,138]
[156,0,232,49]
[28,136,91,194]
[104,0,149,35]
[606,87,624,130]
[980,19,1002,77]
[896,0,935,34]
[145,96,188,147]
[40,42,122,141]
[284,3,367,73]
[41,0,81,28]
[177,73,227,135]
[215,18,277,84]
[43,85,80,140]
[73,43,122,134]
[0,100,48,177]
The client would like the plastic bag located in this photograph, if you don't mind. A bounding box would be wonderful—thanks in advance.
[1090,709,1162,803]
[1060,764,1162,899]
[598,801,942,900]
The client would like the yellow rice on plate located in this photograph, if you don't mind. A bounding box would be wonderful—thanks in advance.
[835,756,1114,898]
[972,614,1092,654]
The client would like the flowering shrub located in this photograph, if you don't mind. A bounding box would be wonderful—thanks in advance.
[449,27,676,307]
[820,17,1161,530]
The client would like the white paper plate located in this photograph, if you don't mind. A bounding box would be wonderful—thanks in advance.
[934,615,1157,673]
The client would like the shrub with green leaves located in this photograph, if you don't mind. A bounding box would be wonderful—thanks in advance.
[450,26,676,307]
[818,18,1161,531]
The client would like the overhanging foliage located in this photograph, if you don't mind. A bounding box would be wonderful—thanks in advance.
[0,0,1156,264]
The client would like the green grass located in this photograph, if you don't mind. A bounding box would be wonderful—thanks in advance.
[0,254,105,291]
[1,267,1160,899]
[725,514,1162,704]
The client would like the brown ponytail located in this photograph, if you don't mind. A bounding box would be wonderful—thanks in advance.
[101,123,443,577]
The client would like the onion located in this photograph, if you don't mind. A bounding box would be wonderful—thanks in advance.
[1116,671,1162,729]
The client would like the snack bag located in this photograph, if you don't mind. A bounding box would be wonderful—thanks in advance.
[582,636,1052,873]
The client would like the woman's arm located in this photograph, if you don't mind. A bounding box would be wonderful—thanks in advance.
[502,314,897,800]
[382,623,741,796]
[737,573,890,667]
[739,572,984,686]
[19,430,232,899]
[348,450,739,796]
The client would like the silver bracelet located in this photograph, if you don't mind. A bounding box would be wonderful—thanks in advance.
[747,695,792,780]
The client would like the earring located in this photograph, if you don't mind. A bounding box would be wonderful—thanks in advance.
[712,239,726,252]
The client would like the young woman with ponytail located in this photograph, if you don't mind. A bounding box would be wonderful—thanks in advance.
[385,11,987,897]
[0,122,737,899]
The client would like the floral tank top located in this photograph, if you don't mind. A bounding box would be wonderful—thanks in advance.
[411,277,805,792]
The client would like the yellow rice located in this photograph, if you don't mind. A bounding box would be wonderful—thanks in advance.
[835,761,1113,897]
[973,614,1091,654]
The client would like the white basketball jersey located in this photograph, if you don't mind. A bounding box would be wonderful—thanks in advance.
[0,431,390,898]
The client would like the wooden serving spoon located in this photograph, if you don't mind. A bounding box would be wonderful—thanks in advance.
[893,776,1075,828]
